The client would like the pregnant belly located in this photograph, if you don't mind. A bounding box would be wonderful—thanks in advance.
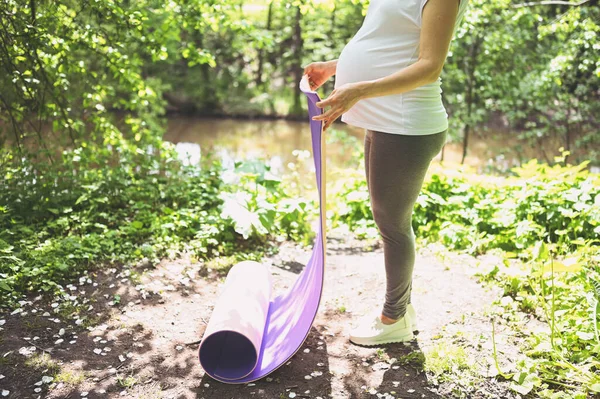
[336,41,443,99]
[335,41,407,87]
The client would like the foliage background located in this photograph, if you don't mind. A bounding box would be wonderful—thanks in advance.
[1,0,599,164]
[1,0,599,397]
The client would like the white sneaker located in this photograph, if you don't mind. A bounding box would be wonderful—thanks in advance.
[349,310,414,346]
[407,303,418,332]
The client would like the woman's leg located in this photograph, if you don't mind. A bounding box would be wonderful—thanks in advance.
[365,129,447,321]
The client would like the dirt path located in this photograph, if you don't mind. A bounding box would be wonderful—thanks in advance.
[0,232,523,399]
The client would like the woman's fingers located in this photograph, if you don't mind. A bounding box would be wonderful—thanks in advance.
[312,109,331,121]
[323,111,342,131]
[316,89,337,108]
[312,88,345,129]
[316,98,333,108]
[313,104,338,121]
[313,108,342,131]
[303,68,320,90]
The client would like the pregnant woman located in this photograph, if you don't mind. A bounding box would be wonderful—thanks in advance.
[304,0,469,346]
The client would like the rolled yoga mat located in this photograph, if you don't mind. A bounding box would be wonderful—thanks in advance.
[198,75,326,384]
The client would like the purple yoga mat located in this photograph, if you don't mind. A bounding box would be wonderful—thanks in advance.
[198,75,326,384]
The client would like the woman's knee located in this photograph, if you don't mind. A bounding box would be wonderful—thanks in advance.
[371,203,413,234]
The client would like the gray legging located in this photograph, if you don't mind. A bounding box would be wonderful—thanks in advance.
[364,128,447,320]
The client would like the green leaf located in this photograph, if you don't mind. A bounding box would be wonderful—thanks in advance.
[131,221,144,229]
[0,281,11,291]
[533,241,549,261]
[75,195,88,205]
[510,372,541,395]
[576,331,595,341]
[542,257,582,273]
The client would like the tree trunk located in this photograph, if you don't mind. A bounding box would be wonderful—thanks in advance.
[565,100,571,163]
[255,1,273,87]
[461,126,470,164]
[30,0,36,25]
[195,32,218,113]
[290,4,304,117]
[461,37,482,164]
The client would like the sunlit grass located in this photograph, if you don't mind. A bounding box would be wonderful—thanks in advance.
[24,353,61,375]
[55,370,86,385]
[424,342,474,378]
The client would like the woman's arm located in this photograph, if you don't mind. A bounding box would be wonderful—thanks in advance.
[314,0,460,130]
[303,60,338,91]
[357,0,460,98]
[323,59,338,74]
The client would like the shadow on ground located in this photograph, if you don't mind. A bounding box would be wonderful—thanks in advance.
[0,253,337,399]
[338,338,443,399]
[0,235,514,399]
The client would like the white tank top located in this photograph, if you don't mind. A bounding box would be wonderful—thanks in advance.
[334,0,469,135]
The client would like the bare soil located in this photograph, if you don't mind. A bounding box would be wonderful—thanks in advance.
[0,231,525,399]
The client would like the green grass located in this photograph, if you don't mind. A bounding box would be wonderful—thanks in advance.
[117,374,138,388]
[424,342,473,377]
[24,353,61,375]
[396,351,426,369]
[55,370,86,385]
[205,255,240,275]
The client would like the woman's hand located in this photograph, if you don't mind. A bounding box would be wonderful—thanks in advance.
[303,60,337,91]
[313,82,364,131]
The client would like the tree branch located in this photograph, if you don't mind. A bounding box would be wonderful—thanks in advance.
[512,0,590,8]
[0,93,23,154]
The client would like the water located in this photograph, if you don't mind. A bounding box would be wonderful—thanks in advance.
[165,117,366,182]
[164,117,592,182]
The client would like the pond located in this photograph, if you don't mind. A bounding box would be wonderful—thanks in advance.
[164,117,535,185]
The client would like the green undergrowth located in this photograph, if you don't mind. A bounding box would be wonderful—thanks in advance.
[333,151,600,255]
[331,149,600,397]
[480,240,600,398]
[0,136,316,308]
[2,131,599,397]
